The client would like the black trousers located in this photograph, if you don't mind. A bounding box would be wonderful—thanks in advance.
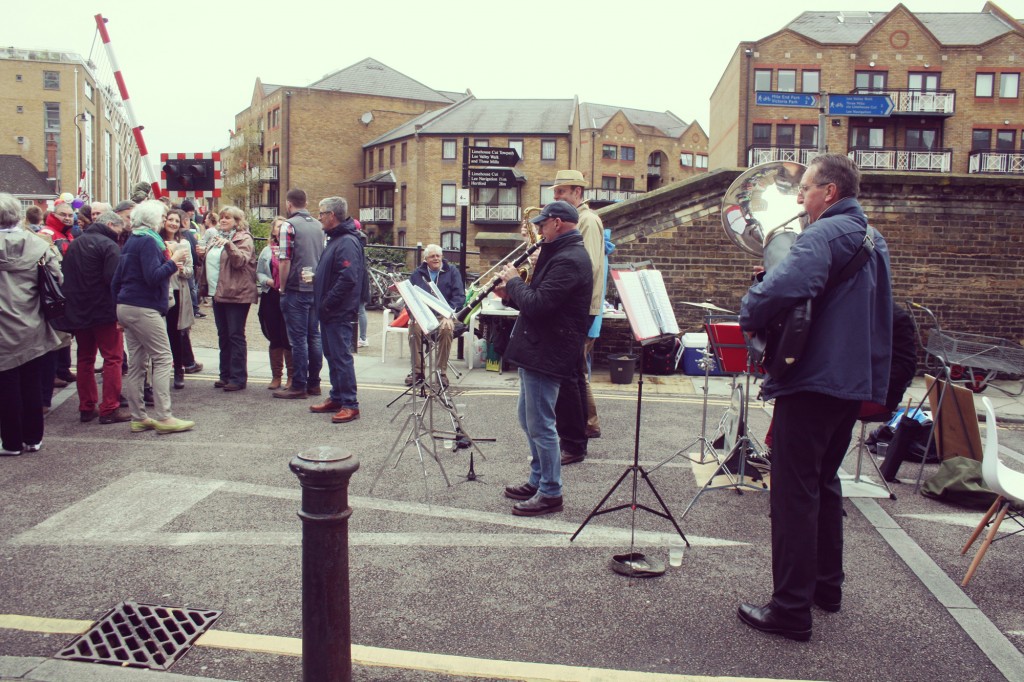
[769,391,860,622]
[258,289,291,350]
[1,354,46,451]
[554,317,595,457]
[165,290,185,373]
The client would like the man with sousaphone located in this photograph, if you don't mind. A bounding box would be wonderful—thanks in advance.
[736,154,893,641]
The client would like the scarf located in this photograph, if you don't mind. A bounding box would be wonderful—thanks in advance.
[134,227,171,258]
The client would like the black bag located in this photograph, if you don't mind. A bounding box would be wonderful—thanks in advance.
[642,337,680,375]
[37,260,72,331]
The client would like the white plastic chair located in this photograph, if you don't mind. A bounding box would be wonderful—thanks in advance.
[960,397,1024,585]
[381,308,408,364]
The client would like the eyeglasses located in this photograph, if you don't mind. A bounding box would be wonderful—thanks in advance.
[797,182,830,194]
[318,211,330,217]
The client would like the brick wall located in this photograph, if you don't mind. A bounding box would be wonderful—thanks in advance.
[591,169,1024,366]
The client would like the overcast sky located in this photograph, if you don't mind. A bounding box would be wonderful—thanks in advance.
[5,0,1019,178]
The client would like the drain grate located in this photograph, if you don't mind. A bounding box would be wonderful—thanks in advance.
[55,601,221,671]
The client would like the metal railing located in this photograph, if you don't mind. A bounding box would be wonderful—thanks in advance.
[584,188,644,203]
[358,206,394,223]
[853,88,956,115]
[258,165,278,181]
[747,145,819,166]
[647,164,662,176]
[848,147,952,172]
[257,206,277,221]
[470,205,520,222]
[968,151,1024,175]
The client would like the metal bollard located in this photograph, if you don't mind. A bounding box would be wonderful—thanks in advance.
[290,446,360,682]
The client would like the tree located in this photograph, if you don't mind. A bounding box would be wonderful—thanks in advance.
[223,123,264,211]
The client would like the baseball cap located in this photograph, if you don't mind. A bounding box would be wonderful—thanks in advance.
[530,200,578,225]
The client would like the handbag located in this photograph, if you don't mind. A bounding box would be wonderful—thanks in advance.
[37,259,72,331]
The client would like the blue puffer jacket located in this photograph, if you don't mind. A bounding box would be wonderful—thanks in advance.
[409,258,464,311]
[739,197,893,403]
[314,218,365,323]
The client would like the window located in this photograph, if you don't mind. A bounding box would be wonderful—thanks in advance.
[620,146,635,161]
[441,231,461,251]
[752,123,771,144]
[389,145,395,167]
[996,130,1016,151]
[695,155,708,170]
[906,128,938,150]
[777,70,796,92]
[442,139,457,159]
[401,142,407,164]
[851,127,884,148]
[84,81,93,101]
[800,125,818,147]
[16,105,23,114]
[441,183,456,218]
[43,71,59,90]
[972,129,992,150]
[541,139,556,160]
[776,124,795,146]
[15,74,22,82]
[802,70,820,93]
[476,186,518,206]
[680,152,693,167]
[378,148,384,169]
[509,139,524,161]
[601,176,617,189]
[397,230,406,247]
[44,102,59,130]
[400,184,407,221]
[620,177,635,190]
[602,144,617,160]
[1000,73,1019,98]
[368,149,374,173]
[474,139,489,147]
[539,184,554,205]
[855,71,887,91]
[976,73,994,98]
[754,69,772,92]
[908,73,939,90]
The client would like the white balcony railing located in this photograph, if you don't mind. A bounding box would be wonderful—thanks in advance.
[257,165,278,181]
[257,206,277,221]
[583,188,644,203]
[854,88,956,115]
[848,148,952,173]
[470,205,520,222]
[647,164,662,176]
[968,151,1024,175]
[747,146,820,166]
[358,206,394,223]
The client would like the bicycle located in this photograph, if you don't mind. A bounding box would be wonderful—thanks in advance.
[366,258,406,311]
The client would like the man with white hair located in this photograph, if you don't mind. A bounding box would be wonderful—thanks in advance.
[405,244,464,387]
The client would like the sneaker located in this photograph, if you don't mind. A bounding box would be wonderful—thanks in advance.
[23,442,41,453]
[131,418,158,433]
[357,339,369,348]
[153,417,196,435]
[0,446,23,456]
[194,311,207,318]
[99,408,133,424]
[183,362,204,374]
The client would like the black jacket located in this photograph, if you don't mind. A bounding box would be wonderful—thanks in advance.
[503,230,592,379]
[62,223,122,329]
[314,217,365,323]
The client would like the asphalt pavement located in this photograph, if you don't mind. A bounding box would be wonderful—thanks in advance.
[2,309,1023,681]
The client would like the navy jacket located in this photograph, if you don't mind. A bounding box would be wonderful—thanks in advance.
[111,232,178,315]
[314,218,365,324]
[62,223,121,329]
[739,197,893,403]
[503,230,592,379]
[409,258,464,311]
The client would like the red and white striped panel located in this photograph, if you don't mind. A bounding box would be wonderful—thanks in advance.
[159,152,223,198]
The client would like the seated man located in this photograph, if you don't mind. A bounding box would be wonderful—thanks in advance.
[405,244,464,387]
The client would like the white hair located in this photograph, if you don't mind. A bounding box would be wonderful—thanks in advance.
[131,199,167,230]
[423,243,443,259]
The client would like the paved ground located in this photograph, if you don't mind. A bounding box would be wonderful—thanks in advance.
[2,306,1023,681]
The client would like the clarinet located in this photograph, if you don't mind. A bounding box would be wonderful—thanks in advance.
[454,239,543,324]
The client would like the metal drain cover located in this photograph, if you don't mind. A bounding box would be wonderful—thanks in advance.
[55,601,221,671]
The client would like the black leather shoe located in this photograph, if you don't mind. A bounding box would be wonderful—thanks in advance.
[737,603,811,642]
[214,380,227,388]
[561,451,586,465]
[813,594,841,613]
[80,410,99,423]
[503,483,538,500]
[173,372,185,389]
[512,494,563,516]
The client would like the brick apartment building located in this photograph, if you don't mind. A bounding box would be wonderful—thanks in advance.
[709,2,1024,175]
[0,46,141,207]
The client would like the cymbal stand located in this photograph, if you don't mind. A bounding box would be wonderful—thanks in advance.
[427,344,494,484]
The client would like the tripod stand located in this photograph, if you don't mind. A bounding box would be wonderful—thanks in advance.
[571,343,688,548]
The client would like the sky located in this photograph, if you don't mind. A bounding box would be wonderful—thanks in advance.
[5,0,1021,175]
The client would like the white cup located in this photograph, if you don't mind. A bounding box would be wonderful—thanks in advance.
[301,266,314,283]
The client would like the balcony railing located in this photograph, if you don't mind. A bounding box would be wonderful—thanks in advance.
[257,206,277,221]
[359,206,394,223]
[584,188,644,204]
[747,145,819,166]
[257,165,278,181]
[647,164,662,176]
[470,205,520,222]
[852,88,956,115]
[229,131,263,149]
[848,147,952,172]
[968,151,1024,175]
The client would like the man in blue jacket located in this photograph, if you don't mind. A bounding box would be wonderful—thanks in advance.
[405,244,464,388]
[738,154,893,641]
[310,196,365,424]
[496,201,592,516]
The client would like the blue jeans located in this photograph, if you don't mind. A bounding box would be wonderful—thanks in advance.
[281,291,322,391]
[517,367,562,497]
[321,318,358,409]
[212,301,250,386]
[189,274,200,314]
[358,303,368,342]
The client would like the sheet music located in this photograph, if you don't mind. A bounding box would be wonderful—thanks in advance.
[414,286,453,319]
[426,281,455,317]
[396,280,439,334]
[611,268,679,342]
[640,270,679,336]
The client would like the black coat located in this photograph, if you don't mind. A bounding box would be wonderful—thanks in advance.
[503,230,592,379]
[314,218,365,323]
[62,223,122,329]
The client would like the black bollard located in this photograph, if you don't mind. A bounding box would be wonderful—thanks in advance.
[290,446,360,682]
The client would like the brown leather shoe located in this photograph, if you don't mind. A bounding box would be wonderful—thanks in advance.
[273,387,308,399]
[306,386,322,396]
[331,407,360,423]
[561,451,586,465]
[98,408,133,424]
[310,399,342,413]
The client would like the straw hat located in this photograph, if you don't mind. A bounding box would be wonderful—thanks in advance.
[551,169,587,188]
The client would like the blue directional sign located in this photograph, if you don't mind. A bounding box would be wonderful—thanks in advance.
[755,91,820,108]
[827,93,895,117]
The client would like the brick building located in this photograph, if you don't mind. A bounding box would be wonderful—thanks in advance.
[0,47,141,207]
[710,2,1024,175]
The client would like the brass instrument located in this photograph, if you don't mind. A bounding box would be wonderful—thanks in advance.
[518,206,541,282]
